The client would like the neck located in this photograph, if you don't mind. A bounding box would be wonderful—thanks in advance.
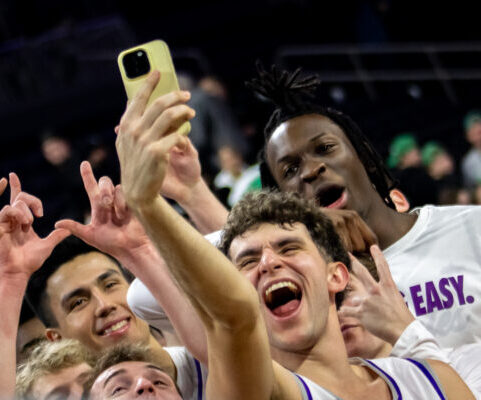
[271,307,361,388]
[363,199,417,250]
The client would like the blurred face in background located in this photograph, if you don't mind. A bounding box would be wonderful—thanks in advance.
[42,136,71,166]
[428,152,454,180]
[218,146,244,177]
[467,121,481,149]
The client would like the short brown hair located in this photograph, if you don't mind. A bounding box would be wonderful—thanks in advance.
[16,339,95,398]
[219,190,351,307]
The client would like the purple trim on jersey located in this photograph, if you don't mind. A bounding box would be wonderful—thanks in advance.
[364,359,402,400]
[194,359,203,400]
[405,358,446,400]
[294,374,313,400]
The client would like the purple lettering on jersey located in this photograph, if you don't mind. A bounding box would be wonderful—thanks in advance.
[410,284,427,316]
[425,281,444,313]
[438,278,454,309]
[449,275,466,305]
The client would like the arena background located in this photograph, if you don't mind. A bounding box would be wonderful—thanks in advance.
[1,0,481,232]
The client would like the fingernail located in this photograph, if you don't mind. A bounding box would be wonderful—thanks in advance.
[182,91,191,99]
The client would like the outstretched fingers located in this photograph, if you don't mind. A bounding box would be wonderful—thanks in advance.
[348,253,377,292]
[80,161,99,205]
[370,245,396,286]
[8,172,22,204]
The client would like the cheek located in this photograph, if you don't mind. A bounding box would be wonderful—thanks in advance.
[241,270,258,289]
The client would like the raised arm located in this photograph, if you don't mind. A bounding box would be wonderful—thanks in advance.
[115,71,285,400]
[0,174,69,397]
[55,161,208,363]
[158,136,228,234]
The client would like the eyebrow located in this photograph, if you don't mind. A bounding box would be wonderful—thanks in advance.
[234,236,305,263]
[103,368,127,388]
[146,364,165,373]
[60,269,121,310]
[276,133,327,165]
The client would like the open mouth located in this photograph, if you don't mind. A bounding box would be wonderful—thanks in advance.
[316,185,347,209]
[99,318,130,336]
[264,281,302,317]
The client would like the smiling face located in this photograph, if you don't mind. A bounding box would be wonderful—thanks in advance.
[339,274,390,358]
[266,114,382,218]
[45,252,151,352]
[30,362,91,400]
[229,222,348,353]
[90,361,181,400]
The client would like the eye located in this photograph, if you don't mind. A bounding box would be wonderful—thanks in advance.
[315,143,335,154]
[239,258,258,270]
[69,297,86,311]
[105,280,119,290]
[282,163,299,179]
[154,380,167,387]
[111,386,126,396]
[280,246,298,255]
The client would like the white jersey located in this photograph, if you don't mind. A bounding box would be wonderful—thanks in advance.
[392,320,481,399]
[164,346,207,400]
[294,357,447,400]
[384,205,481,348]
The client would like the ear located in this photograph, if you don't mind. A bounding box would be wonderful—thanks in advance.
[389,189,410,213]
[45,328,63,342]
[326,261,350,295]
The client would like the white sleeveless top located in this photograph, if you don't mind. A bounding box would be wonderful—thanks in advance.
[293,357,447,400]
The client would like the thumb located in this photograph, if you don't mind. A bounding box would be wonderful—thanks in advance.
[55,219,90,240]
[41,228,71,253]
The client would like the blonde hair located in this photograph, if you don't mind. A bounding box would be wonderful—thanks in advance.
[16,339,94,398]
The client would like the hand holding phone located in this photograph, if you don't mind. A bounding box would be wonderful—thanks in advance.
[117,40,191,136]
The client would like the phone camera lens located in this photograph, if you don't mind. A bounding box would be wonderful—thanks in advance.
[122,49,151,78]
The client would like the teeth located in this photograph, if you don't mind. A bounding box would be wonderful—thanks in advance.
[103,320,128,335]
[265,281,298,298]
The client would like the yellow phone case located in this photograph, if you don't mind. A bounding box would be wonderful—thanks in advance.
[117,40,191,136]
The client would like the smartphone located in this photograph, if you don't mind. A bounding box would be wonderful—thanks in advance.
[117,39,191,136]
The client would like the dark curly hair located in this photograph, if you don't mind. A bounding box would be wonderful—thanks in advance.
[219,190,351,308]
[246,62,397,209]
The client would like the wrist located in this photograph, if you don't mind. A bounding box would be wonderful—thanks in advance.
[177,179,207,209]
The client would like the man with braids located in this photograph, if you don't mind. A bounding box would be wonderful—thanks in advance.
[114,75,473,398]
[247,63,481,349]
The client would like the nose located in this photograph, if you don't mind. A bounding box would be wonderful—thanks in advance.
[300,157,326,184]
[259,249,282,275]
[135,377,155,396]
[93,289,116,318]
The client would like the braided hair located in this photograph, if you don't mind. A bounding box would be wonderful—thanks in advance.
[247,62,397,209]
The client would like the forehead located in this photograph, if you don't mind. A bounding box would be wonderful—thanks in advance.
[95,361,170,385]
[229,222,314,257]
[267,113,350,161]
[47,252,124,299]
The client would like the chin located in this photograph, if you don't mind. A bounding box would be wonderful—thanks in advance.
[270,327,318,353]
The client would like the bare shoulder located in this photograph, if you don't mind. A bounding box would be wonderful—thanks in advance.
[426,359,474,400]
